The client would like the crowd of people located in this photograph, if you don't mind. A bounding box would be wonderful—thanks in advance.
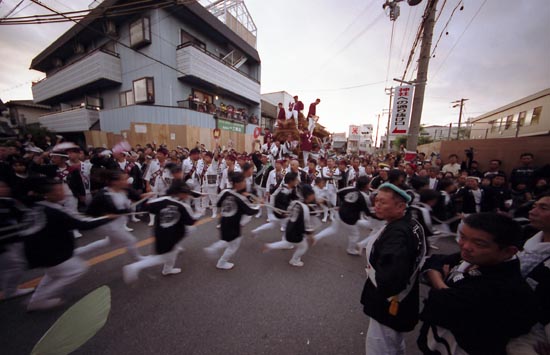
[1,132,549,354]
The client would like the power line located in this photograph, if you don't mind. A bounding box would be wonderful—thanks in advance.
[319,11,385,69]
[385,21,396,85]
[292,80,386,93]
[400,1,430,81]
[431,0,487,80]
[29,0,188,78]
[325,0,377,51]
[431,0,463,57]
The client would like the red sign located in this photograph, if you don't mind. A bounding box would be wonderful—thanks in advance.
[213,128,221,139]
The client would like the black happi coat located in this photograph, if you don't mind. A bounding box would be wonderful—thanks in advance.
[272,184,298,219]
[217,189,259,242]
[285,201,314,243]
[0,197,26,253]
[360,213,426,332]
[86,187,140,216]
[23,201,111,268]
[418,254,538,355]
[337,186,370,225]
[145,196,196,254]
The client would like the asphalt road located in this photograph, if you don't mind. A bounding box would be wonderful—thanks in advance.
[0,210,459,355]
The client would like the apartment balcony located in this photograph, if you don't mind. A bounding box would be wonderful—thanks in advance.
[39,107,100,133]
[176,43,260,104]
[32,49,122,104]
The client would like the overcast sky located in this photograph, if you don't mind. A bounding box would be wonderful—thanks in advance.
[1,0,549,142]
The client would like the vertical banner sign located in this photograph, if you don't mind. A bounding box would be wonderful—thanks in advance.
[390,85,414,135]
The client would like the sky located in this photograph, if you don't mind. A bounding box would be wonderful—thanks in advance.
[1,0,549,144]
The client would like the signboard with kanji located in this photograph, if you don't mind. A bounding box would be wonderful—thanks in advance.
[390,85,414,135]
[349,125,361,140]
[218,119,245,133]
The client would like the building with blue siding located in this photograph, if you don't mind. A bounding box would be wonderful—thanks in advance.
[30,0,261,148]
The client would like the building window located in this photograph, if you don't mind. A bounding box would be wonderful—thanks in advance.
[180,29,205,49]
[119,90,134,107]
[85,96,103,110]
[504,114,515,130]
[133,77,154,104]
[517,111,526,127]
[531,106,542,125]
[129,17,151,48]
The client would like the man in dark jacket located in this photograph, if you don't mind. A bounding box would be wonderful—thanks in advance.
[417,212,538,354]
[361,183,426,354]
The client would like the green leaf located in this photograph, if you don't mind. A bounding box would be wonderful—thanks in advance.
[31,286,111,355]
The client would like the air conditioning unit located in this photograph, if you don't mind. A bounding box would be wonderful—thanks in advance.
[104,20,117,37]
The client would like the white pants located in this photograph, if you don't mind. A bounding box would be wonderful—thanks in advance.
[75,221,142,261]
[126,249,179,276]
[252,217,288,238]
[207,237,243,265]
[265,239,308,263]
[201,185,218,214]
[326,183,337,207]
[314,217,360,253]
[0,243,27,297]
[357,218,386,250]
[28,256,88,304]
[308,117,316,133]
[365,318,406,355]
[302,151,311,166]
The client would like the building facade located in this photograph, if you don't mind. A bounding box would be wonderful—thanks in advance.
[347,124,373,154]
[30,0,261,149]
[470,88,549,139]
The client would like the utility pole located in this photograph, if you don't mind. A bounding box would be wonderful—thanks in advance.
[407,0,438,150]
[374,114,380,148]
[452,98,468,140]
[385,87,393,153]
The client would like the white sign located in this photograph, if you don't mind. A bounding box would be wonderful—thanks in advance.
[170,133,176,140]
[390,85,414,135]
[349,125,361,140]
[134,124,147,133]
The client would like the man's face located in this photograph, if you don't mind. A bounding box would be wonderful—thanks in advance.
[157,152,167,161]
[458,224,514,266]
[466,178,479,189]
[68,150,81,161]
[521,155,533,166]
[492,176,505,187]
[290,160,299,172]
[51,155,66,166]
[327,159,334,169]
[489,161,500,170]
[449,156,457,164]
[352,159,359,169]
[374,190,405,221]
[234,180,246,191]
[529,196,550,231]
[191,153,200,162]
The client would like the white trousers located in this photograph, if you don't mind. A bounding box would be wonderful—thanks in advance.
[126,249,179,276]
[252,217,288,238]
[365,318,406,355]
[265,239,308,263]
[75,222,142,261]
[207,237,243,265]
[0,243,27,297]
[308,117,316,133]
[29,256,88,304]
[201,186,218,213]
[302,151,311,167]
[357,218,386,250]
[314,217,360,253]
[326,183,337,207]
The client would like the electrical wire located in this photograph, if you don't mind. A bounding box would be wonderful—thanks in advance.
[292,80,386,93]
[431,0,487,81]
[325,0,377,51]
[431,0,463,57]
[400,1,429,81]
[385,20,396,85]
[29,0,188,78]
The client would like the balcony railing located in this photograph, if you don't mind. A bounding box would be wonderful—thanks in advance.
[176,43,260,104]
[39,107,100,133]
[32,49,122,104]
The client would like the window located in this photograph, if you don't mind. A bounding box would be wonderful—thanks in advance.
[119,90,134,107]
[504,114,515,130]
[133,77,154,104]
[180,29,205,49]
[85,96,103,110]
[129,17,151,48]
[517,111,526,127]
[531,106,542,125]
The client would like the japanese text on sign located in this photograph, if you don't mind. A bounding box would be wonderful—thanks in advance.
[390,85,414,135]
